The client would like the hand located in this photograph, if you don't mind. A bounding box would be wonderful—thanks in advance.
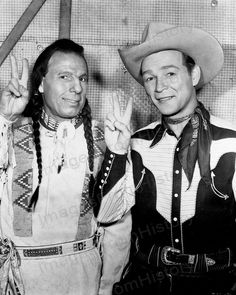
[0,55,29,121]
[105,93,133,154]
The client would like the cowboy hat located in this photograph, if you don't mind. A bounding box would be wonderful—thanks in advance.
[118,22,224,89]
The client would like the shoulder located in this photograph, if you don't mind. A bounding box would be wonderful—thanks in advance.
[92,120,106,156]
[210,115,236,140]
[12,116,33,133]
[92,119,104,132]
[132,121,161,140]
[92,120,104,140]
[209,115,236,168]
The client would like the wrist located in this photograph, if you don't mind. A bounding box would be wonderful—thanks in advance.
[109,142,129,155]
[0,112,18,123]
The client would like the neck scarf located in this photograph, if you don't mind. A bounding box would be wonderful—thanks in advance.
[177,102,212,188]
[163,113,193,125]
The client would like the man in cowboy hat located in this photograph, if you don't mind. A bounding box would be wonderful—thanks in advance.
[95,22,236,294]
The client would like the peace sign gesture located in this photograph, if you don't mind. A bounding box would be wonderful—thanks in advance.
[0,55,29,121]
[105,94,133,154]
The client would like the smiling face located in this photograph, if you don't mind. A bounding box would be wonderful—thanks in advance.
[141,50,200,118]
[38,51,88,122]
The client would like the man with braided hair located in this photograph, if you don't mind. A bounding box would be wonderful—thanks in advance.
[0,39,132,295]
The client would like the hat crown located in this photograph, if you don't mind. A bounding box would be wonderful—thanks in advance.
[120,22,224,89]
[141,22,176,42]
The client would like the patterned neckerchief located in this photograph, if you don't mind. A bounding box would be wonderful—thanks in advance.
[150,102,212,188]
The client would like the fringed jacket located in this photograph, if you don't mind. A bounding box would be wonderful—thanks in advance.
[0,115,131,295]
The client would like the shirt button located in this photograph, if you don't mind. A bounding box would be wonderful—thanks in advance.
[175,170,180,174]
[106,167,109,171]
[99,185,102,189]
[175,239,179,243]
[108,160,112,164]
[173,217,178,222]
[101,179,104,183]
[174,193,179,198]
[104,173,108,176]
[176,147,179,152]
[110,154,114,158]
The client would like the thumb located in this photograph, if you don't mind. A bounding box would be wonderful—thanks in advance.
[19,85,29,101]
[114,120,131,139]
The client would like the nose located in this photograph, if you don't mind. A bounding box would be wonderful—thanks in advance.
[70,77,82,93]
[155,77,167,93]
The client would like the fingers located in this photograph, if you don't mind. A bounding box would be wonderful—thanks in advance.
[7,79,21,97]
[19,85,29,102]
[10,55,29,88]
[105,113,117,131]
[111,93,121,119]
[113,120,131,138]
[10,55,19,80]
[110,92,133,125]
[21,58,29,88]
[5,77,28,100]
[105,112,131,135]
[123,96,133,125]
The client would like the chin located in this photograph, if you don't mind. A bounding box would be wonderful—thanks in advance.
[59,112,80,120]
[159,109,177,117]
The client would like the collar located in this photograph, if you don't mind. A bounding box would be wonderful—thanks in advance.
[150,119,178,148]
[40,109,83,131]
[148,102,212,187]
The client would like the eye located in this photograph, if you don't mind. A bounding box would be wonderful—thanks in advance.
[166,72,176,77]
[144,76,154,82]
[80,76,88,82]
[59,73,73,80]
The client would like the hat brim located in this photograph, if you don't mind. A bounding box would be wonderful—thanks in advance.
[118,26,224,89]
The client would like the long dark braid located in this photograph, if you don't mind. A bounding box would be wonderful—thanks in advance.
[81,99,95,202]
[81,99,94,173]
[28,94,43,209]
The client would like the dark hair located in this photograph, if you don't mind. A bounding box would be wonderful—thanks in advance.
[182,52,196,73]
[24,38,87,117]
[140,50,196,76]
[26,39,94,209]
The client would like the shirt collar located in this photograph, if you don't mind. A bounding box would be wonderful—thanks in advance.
[150,118,176,148]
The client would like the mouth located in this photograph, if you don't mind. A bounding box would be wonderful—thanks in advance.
[62,97,80,104]
[157,96,175,102]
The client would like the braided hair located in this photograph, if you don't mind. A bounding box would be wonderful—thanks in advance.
[81,99,95,203]
[24,39,94,209]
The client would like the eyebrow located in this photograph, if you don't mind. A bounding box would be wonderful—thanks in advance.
[162,65,180,70]
[142,65,180,75]
[57,70,88,76]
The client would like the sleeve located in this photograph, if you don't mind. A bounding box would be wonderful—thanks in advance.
[0,115,14,195]
[93,148,135,224]
[98,211,132,295]
[233,157,236,201]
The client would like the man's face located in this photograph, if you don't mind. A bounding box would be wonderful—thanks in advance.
[39,51,88,121]
[141,50,198,118]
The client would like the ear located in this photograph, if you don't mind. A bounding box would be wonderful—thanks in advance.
[38,80,44,93]
[191,65,201,87]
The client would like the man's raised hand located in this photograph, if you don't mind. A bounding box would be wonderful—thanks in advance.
[105,93,133,154]
[0,55,29,121]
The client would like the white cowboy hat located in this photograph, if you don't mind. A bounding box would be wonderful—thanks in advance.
[118,22,224,89]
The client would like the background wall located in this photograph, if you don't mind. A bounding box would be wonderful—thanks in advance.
[0,0,236,131]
